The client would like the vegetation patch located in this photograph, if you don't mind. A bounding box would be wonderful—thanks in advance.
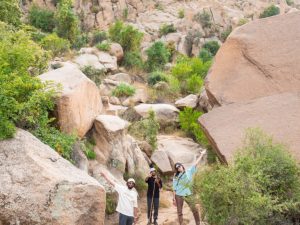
[29,5,55,32]
[159,24,176,37]
[81,65,105,85]
[112,83,136,98]
[40,33,70,56]
[145,41,171,72]
[259,5,280,18]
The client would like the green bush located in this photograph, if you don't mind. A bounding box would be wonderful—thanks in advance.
[202,41,220,56]
[259,5,280,18]
[123,51,144,69]
[159,24,176,36]
[194,11,212,28]
[147,71,168,86]
[40,33,70,56]
[179,107,208,147]
[196,129,300,225]
[112,83,136,97]
[286,0,294,6]
[0,0,21,26]
[96,41,110,51]
[81,65,105,85]
[91,30,107,45]
[145,41,171,72]
[80,139,96,160]
[238,18,249,26]
[106,192,118,215]
[220,26,232,42]
[109,21,143,52]
[72,33,88,49]
[178,9,185,19]
[198,48,213,62]
[55,0,80,44]
[28,5,55,32]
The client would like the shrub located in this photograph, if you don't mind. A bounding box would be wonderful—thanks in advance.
[147,71,168,86]
[145,41,171,72]
[198,48,213,62]
[96,41,110,51]
[112,83,136,97]
[194,10,212,28]
[166,41,176,61]
[220,26,232,42]
[196,129,300,225]
[28,5,55,32]
[123,51,144,69]
[80,139,96,160]
[186,74,204,94]
[72,33,88,49]
[91,30,107,45]
[238,18,249,26]
[202,41,220,56]
[55,0,80,44]
[159,24,176,36]
[179,107,208,147]
[259,5,280,18]
[178,9,185,19]
[80,65,104,85]
[0,0,21,26]
[109,21,143,52]
[40,33,70,56]
[286,0,294,6]
[123,8,129,20]
[106,192,118,215]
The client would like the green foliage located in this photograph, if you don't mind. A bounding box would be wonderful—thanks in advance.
[147,71,168,86]
[128,110,160,151]
[72,33,88,49]
[202,41,220,56]
[198,48,213,62]
[123,8,129,20]
[91,30,107,45]
[28,5,55,32]
[179,107,208,147]
[286,0,294,6]
[159,24,176,36]
[80,65,104,85]
[40,33,70,56]
[259,5,280,18]
[238,18,249,26]
[196,129,300,225]
[96,41,110,51]
[178,9,185,19]
[145,41,171,72]
[194,11,212,28]
[55,0,80,44]
[171,56,211,94]
[220,26,232,42]
[112,83,136,97]
[123,51,144,69]
[0,0,21,26]
[80,139,96,160]
[106,192,118,215]
[109,21,143,52]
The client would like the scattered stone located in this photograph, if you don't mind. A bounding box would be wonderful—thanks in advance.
[175,94,198,109]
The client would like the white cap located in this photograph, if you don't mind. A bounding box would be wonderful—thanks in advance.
[127,178,135,184]
[150,168,156,172]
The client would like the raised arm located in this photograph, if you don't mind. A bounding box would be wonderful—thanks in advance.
[100,171,116,187]
[194,150,207,168]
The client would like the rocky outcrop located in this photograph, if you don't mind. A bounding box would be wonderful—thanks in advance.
[175,94,198,109]
[0,129,105,225]
[205,12,300,106]
[151,135,206,173]
[39,63,102,137]
[93,115,148,177]
[199,93,300,163]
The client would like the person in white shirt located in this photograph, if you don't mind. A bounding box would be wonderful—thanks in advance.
[101,172,138,225]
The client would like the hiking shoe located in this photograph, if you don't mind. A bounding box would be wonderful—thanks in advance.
[154,221,158,225]
[147,220,151,225]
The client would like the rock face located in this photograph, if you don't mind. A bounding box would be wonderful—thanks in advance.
[151,135,206,173]
[93,115,148,177]
[175,94,198,109]
[199,93,300,163]
[205,12,300,106]
[39,64,102,137]
[0,129,105,225]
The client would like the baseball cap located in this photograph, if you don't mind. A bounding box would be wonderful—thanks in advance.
[127,178,135,184]
[175,163,182,169]
[150,168,156,173]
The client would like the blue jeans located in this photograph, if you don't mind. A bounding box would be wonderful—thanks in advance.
[147,196,159,222]
[119,213,134,225]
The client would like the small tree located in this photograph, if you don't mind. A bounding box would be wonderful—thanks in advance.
[259,5,280,18]
[0,0,21,26]
[29,5,55,32]
[145,41,171,72]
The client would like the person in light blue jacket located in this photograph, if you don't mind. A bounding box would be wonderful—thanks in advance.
[172,153,204,225]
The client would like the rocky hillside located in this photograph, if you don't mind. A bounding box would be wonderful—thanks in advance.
[1,0,300,224]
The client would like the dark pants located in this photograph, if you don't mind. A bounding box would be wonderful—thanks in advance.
[147,196,159,222]
[175,195,200,225]
[119,213,134,225]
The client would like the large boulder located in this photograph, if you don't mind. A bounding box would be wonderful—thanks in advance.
[175,94,198,109]
[199,93,300,164]
[74,53,105,70]
[151,135,206,173]
[133,104,179,128]
[39,64,102,137]
[93,115,148,177]
[0,129,105,225]
[205,12,300,106]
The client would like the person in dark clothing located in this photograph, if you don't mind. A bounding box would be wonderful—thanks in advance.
[145,168,162,225]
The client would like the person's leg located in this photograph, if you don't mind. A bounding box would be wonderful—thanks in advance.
[185,195,201,225]
[153,197,159,223]
[119,213,127,225]
[175,195,184,225]
[126,215,134,225]
[147,196,152,223]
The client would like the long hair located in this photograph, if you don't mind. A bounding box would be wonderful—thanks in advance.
[175,164,185,177]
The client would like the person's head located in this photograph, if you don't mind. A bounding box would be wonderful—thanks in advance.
[175,162,185,174]
[127,178,135,190]
[150,167,156,176]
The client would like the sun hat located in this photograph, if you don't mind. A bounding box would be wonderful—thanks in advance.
[127,178,136,184]
[150,168,156,172]
[175,162,182,169]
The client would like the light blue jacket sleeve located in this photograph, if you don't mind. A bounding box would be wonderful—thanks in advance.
[172,176,176,191]
[186,165,197,180]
